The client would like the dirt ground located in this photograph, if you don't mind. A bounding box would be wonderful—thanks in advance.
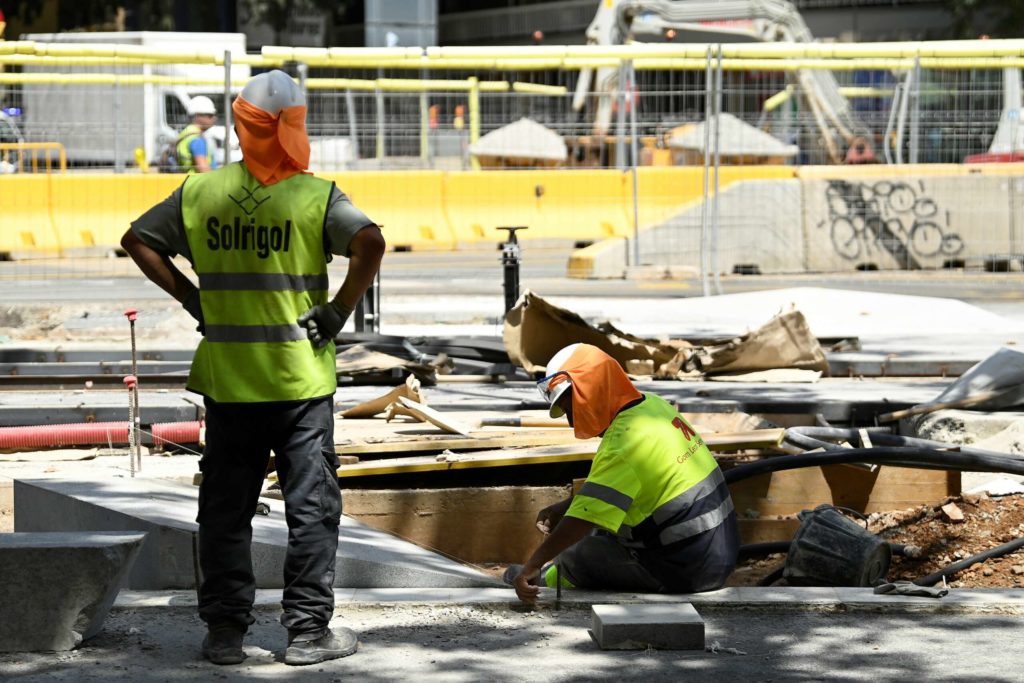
[733,492,1024,588]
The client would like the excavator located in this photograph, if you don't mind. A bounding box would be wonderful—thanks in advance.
[574,0,876,163]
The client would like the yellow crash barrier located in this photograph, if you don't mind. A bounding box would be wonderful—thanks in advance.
[48,174,182,254]
[323,170,455,250]
[0,175,61,256]
[444,171,543,245]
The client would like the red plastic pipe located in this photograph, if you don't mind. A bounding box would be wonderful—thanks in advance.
[0,421,202,449]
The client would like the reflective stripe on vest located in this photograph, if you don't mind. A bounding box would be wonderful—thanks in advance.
[181,162,335,403]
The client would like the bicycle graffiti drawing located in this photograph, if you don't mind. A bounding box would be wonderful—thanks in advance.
[822,180,964,268]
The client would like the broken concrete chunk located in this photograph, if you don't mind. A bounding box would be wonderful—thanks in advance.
[0,531,145,652]
[941,502,965,522]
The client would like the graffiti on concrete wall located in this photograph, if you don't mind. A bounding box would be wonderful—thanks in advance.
[820,180,963,267]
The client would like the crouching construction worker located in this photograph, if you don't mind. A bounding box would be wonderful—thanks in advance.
[508,343,739,603]
[121,70,385,665]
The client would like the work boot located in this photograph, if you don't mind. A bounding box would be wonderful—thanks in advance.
[201,625,245,665]
[284,627,358,666]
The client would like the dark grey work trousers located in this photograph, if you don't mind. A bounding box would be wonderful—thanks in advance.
[197,395,341,636]
[558,511,740,594]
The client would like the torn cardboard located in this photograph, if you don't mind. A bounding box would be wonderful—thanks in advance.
[396,396,474,436]
[503,290,682,374]
[503,292,828,379]
[682,308,829,376]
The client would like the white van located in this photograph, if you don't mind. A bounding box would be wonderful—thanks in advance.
[19,31,249,168]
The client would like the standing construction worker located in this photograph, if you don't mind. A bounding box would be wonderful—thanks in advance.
[508,343,739,602]
[174,95,219,172]
[120,70,385,666]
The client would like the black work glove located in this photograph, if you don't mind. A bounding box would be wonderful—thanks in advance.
[182,288,205,335]
[297,299,352,348]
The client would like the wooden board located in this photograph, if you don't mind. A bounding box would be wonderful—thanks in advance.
[327,429,786,479]
[335,427,785,458]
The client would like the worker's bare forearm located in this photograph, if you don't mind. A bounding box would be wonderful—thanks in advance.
[333,225,385,310]
[524,515,594,571]
[120,230,196,303]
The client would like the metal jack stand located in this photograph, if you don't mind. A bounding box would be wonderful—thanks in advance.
[498,226,528,316]
[354,270,381,334]
[124,309,141,474]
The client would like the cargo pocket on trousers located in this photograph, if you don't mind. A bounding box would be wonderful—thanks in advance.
[319,449,342,525]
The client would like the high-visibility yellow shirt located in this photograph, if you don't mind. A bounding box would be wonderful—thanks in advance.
[566,393,733,548]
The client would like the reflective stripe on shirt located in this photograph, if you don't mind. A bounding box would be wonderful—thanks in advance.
[651,467,726,526]
[658,496,736,546]
[578,481,634,513]
[205,323,307,343]
[198,272,329,292]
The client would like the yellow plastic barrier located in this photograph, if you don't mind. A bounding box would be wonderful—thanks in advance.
[443,171,543,245]
[534,170,632,241]
[48,174,182,254]
[0,175,61,256]
[324,170,455,250]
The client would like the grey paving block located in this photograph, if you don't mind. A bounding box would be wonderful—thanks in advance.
[0,531,145,652]
[591,603,704,650]
[14,476,501,590]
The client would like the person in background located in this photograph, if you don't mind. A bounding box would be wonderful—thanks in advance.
[121,70,385,666]
[507,343,739,603]
[177,95,219,172]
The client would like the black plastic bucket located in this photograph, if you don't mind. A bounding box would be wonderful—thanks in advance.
[783,505,891,587]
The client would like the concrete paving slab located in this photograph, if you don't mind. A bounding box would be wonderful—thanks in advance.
[0,532,145,652]
[591,603,705,650]
[13,475,501,590]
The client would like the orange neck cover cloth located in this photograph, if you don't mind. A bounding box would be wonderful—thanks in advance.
[232,94,310,186]
[547,345,643,440]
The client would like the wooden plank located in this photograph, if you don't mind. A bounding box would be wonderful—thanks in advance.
[728,465,958,517]
[326,430,787,479]
[335,430,584,456]
[335,428,785,458]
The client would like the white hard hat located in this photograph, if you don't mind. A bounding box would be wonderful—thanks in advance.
[537,343,581,418]
[239,70,305,115]
[187,95,217,116]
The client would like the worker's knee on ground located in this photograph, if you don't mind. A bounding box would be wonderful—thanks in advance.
[543,564,576,589]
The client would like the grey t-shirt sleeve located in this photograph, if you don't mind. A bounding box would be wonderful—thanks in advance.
[130,184,193,263]
[325,185,376,257]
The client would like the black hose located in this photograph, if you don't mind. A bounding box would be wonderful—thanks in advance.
[757,565,785,587]
[738,541,790,559]
[738,541,916,559]
[914,537,1024,587]
[785,426,1017,460]
[725,446,1024,484]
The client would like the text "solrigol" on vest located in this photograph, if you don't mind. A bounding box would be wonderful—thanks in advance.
[206,216,293,259]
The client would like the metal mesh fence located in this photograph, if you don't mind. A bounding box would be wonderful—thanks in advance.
[1,54,1022,280]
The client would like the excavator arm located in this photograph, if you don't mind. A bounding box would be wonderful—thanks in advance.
[577,0,874,162]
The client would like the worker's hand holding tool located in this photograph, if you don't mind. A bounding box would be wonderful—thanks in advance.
[513,563,542,604]
[182,288,205,335]
[535,497,573,535]
[297,299,353,348]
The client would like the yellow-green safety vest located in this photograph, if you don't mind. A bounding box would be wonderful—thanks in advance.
[181,162,336,403]
[175,124,203,172]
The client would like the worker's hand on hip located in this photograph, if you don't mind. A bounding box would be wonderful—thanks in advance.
[182,288,205,335]
[514,564,542,605]
[297,299,352,348]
